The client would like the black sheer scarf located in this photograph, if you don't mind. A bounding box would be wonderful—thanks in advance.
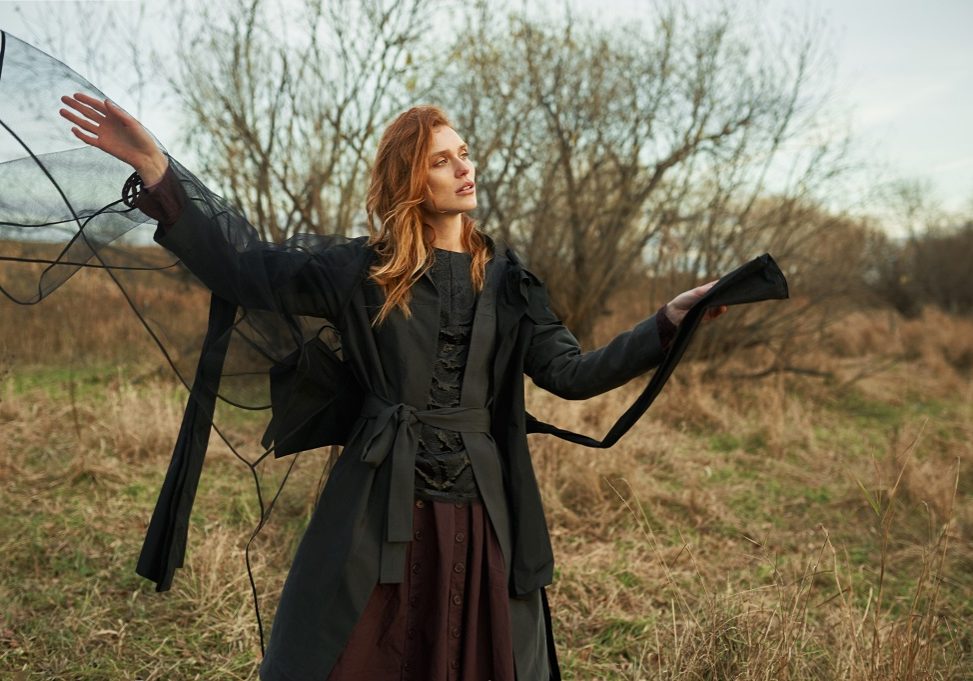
[0,30,366,652]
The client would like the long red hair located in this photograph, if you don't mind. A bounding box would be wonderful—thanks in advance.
[366,105,490,326]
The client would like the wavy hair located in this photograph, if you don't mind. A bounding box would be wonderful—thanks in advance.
[365,105,490,326]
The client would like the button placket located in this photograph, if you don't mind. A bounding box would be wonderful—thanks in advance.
[404,498,428,678]
[446,503,469,680]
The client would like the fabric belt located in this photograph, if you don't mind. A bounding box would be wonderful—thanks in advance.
[358,393,491,582]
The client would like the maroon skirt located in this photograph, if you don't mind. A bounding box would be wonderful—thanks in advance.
[327,498,516,681]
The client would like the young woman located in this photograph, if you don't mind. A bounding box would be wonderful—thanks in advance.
[58,93,728,680]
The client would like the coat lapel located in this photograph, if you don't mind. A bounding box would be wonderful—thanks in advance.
[398,269,442,408]
[493,245,530,395]
[460,254,501,407]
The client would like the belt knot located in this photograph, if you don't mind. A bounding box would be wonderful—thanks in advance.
[356,393,491,583]
[400,403,417,425]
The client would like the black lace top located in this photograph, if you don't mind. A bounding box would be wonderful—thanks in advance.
[414,247,481,502]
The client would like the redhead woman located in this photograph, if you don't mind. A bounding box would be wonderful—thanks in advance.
[58,93,727,680]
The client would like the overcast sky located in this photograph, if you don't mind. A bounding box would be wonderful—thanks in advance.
[601,0,973,214]
[2,0,970,216]
[795,0,972,213]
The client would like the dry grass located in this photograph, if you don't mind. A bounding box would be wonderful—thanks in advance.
[523,305,972,679]
[1,271,971,679]
[0,240,208,368]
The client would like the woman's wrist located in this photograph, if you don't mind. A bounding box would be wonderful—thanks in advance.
[130,162,184,227]
[656,302,679,350]
[134,152,169,187]
[662,301,682,326]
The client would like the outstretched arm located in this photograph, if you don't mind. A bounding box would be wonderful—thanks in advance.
[524,282,725,400]
[149,174,361,318]
[59,92,363,320]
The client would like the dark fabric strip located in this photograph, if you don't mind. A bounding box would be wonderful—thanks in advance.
[526,253,789,450]
[136,293,237,591]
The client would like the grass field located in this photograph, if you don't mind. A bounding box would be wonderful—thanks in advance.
[1,278,971,679]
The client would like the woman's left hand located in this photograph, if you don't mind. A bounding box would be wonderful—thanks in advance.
[665,280,728,326]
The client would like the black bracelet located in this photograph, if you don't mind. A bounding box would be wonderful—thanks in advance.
[122,170,144,208]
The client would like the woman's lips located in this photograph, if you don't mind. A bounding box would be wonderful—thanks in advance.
[456,183,475,195]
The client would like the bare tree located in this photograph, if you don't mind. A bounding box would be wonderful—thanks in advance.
[164,0,439,241]
[865,180,973,317]
[7,1,162,120]
[142,0,862,360]
[444,1,850,348]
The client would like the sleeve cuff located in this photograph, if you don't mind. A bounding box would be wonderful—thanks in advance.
[134,161,186,230]
[656,303,678,351]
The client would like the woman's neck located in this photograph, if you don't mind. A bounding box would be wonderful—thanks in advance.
[423,213,466,253]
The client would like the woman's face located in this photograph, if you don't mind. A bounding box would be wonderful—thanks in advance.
[421,125,476,217]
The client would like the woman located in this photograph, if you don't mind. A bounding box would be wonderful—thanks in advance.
[58,93,728,680]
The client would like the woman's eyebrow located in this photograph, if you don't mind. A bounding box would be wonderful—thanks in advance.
[428,144,468,159]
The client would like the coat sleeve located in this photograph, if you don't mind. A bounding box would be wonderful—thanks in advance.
[146,165,364,321]
[523,284,668,401]
[135,162,185,226]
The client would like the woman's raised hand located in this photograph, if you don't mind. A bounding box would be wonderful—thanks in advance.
[59,92,169,184]
[665,280,728,326]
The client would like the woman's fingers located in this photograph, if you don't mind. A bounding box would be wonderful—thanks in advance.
[71,91,109,116]
[69,125,100,146]
[59,107,100,135]
[60,94,106,123]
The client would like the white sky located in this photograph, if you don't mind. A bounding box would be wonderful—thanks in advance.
[793,0,972,214]
[598,0,973,215]
[2,0,971,215]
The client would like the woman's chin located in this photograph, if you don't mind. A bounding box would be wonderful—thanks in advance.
[420,196,477,217]
[443,199,478,214]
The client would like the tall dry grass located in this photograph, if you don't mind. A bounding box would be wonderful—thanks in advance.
[1,259,971,678]
[523,304,972,679]
[0,240,208,369]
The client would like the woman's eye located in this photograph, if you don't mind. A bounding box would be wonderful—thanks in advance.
[434,158,447,166]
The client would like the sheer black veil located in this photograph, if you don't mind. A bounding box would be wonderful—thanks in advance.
[0,29,362,652]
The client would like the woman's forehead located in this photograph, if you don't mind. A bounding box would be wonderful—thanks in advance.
[431,125,466,148]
